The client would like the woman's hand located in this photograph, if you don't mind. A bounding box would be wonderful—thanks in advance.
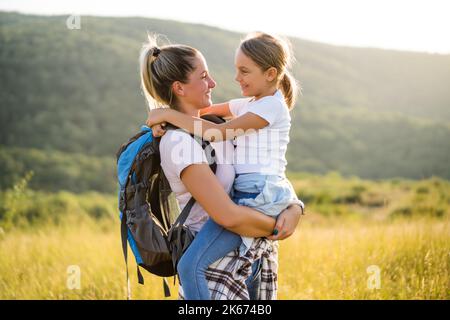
[267,204,304,241]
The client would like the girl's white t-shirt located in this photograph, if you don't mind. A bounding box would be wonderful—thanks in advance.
[159,129,235,232]
[229,90,291,177]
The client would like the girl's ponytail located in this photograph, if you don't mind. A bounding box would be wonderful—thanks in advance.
[280,70,299,110]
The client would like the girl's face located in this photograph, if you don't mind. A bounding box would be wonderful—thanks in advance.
[181,53,216,109]
[234,48,270,97]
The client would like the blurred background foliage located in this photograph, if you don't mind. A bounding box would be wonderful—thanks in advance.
[1,12,449,194]
[0,11,449,300]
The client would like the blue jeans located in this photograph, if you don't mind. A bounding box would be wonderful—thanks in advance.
[177,191,261,300]
[246,258,262,300]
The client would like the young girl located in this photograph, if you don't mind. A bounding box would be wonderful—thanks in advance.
[147,32,304,299]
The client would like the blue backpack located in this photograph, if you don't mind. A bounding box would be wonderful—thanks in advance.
[116,116,221,299]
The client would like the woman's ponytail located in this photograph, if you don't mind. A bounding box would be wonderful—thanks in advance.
[139,43,160,110]
[139,34,198,110]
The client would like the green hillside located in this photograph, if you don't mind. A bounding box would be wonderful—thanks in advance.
[1,12,449,192]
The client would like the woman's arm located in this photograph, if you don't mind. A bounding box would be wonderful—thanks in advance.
[180,163,276,237]
[198,102,232,118]
[147,108,268,142]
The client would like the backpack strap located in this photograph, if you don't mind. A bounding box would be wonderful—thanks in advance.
[120,208,131,299]
[171,137,217,227]
[164,115,222,227]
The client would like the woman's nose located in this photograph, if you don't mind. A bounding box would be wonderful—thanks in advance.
[208,77,216,88]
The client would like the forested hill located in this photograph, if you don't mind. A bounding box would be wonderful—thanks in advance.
[1,12,449,193]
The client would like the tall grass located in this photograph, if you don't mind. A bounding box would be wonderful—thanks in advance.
[0,217,448,299]
[0,173,449,299]
[278,217,449,299]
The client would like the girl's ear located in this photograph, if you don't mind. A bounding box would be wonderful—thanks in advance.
[265,67,278,82]
[172,81,185,97]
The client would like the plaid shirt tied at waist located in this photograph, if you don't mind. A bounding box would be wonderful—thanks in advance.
[179,238,278,300]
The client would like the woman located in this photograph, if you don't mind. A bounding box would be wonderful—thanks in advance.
[140,35,304,299]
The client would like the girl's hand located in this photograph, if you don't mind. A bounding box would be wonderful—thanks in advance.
[267,204,303,241]
[146,108,173,127]
[151,122,167,137]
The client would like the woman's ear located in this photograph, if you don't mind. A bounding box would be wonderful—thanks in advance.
[265,67,278,82]
[172,81,185,97]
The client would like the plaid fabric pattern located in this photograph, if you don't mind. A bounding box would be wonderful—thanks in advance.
[178,238,278,300]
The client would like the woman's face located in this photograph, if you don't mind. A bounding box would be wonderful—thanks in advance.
[181,53,216,110]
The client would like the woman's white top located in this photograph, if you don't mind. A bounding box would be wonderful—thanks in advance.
[159,129,235,232]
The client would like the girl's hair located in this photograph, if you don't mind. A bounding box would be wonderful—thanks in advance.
[139,34,199,110]
[239,32,299,109]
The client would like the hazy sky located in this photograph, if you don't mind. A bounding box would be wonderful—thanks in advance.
[1,0,449,54]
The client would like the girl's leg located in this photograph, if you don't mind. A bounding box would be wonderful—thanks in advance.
[177,218,241,300]
[246,259,262,300]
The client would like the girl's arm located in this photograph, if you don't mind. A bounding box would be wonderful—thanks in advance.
[147,108,268,142]
[180,162,276,237]
[198,102,232,118]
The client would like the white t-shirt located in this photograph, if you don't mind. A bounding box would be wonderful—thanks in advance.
[229,90,291,176]
[159,129,235,232]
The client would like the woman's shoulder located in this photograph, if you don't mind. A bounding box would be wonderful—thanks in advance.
[159,129,197,152]
[160,129,194,144]
[159,129,209,174]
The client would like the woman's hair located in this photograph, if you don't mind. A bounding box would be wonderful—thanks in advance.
[239,32,300,109]
[140,34,199,110]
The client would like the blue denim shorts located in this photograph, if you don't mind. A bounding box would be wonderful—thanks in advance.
[231,173,300,217]
[231,173,301,255]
